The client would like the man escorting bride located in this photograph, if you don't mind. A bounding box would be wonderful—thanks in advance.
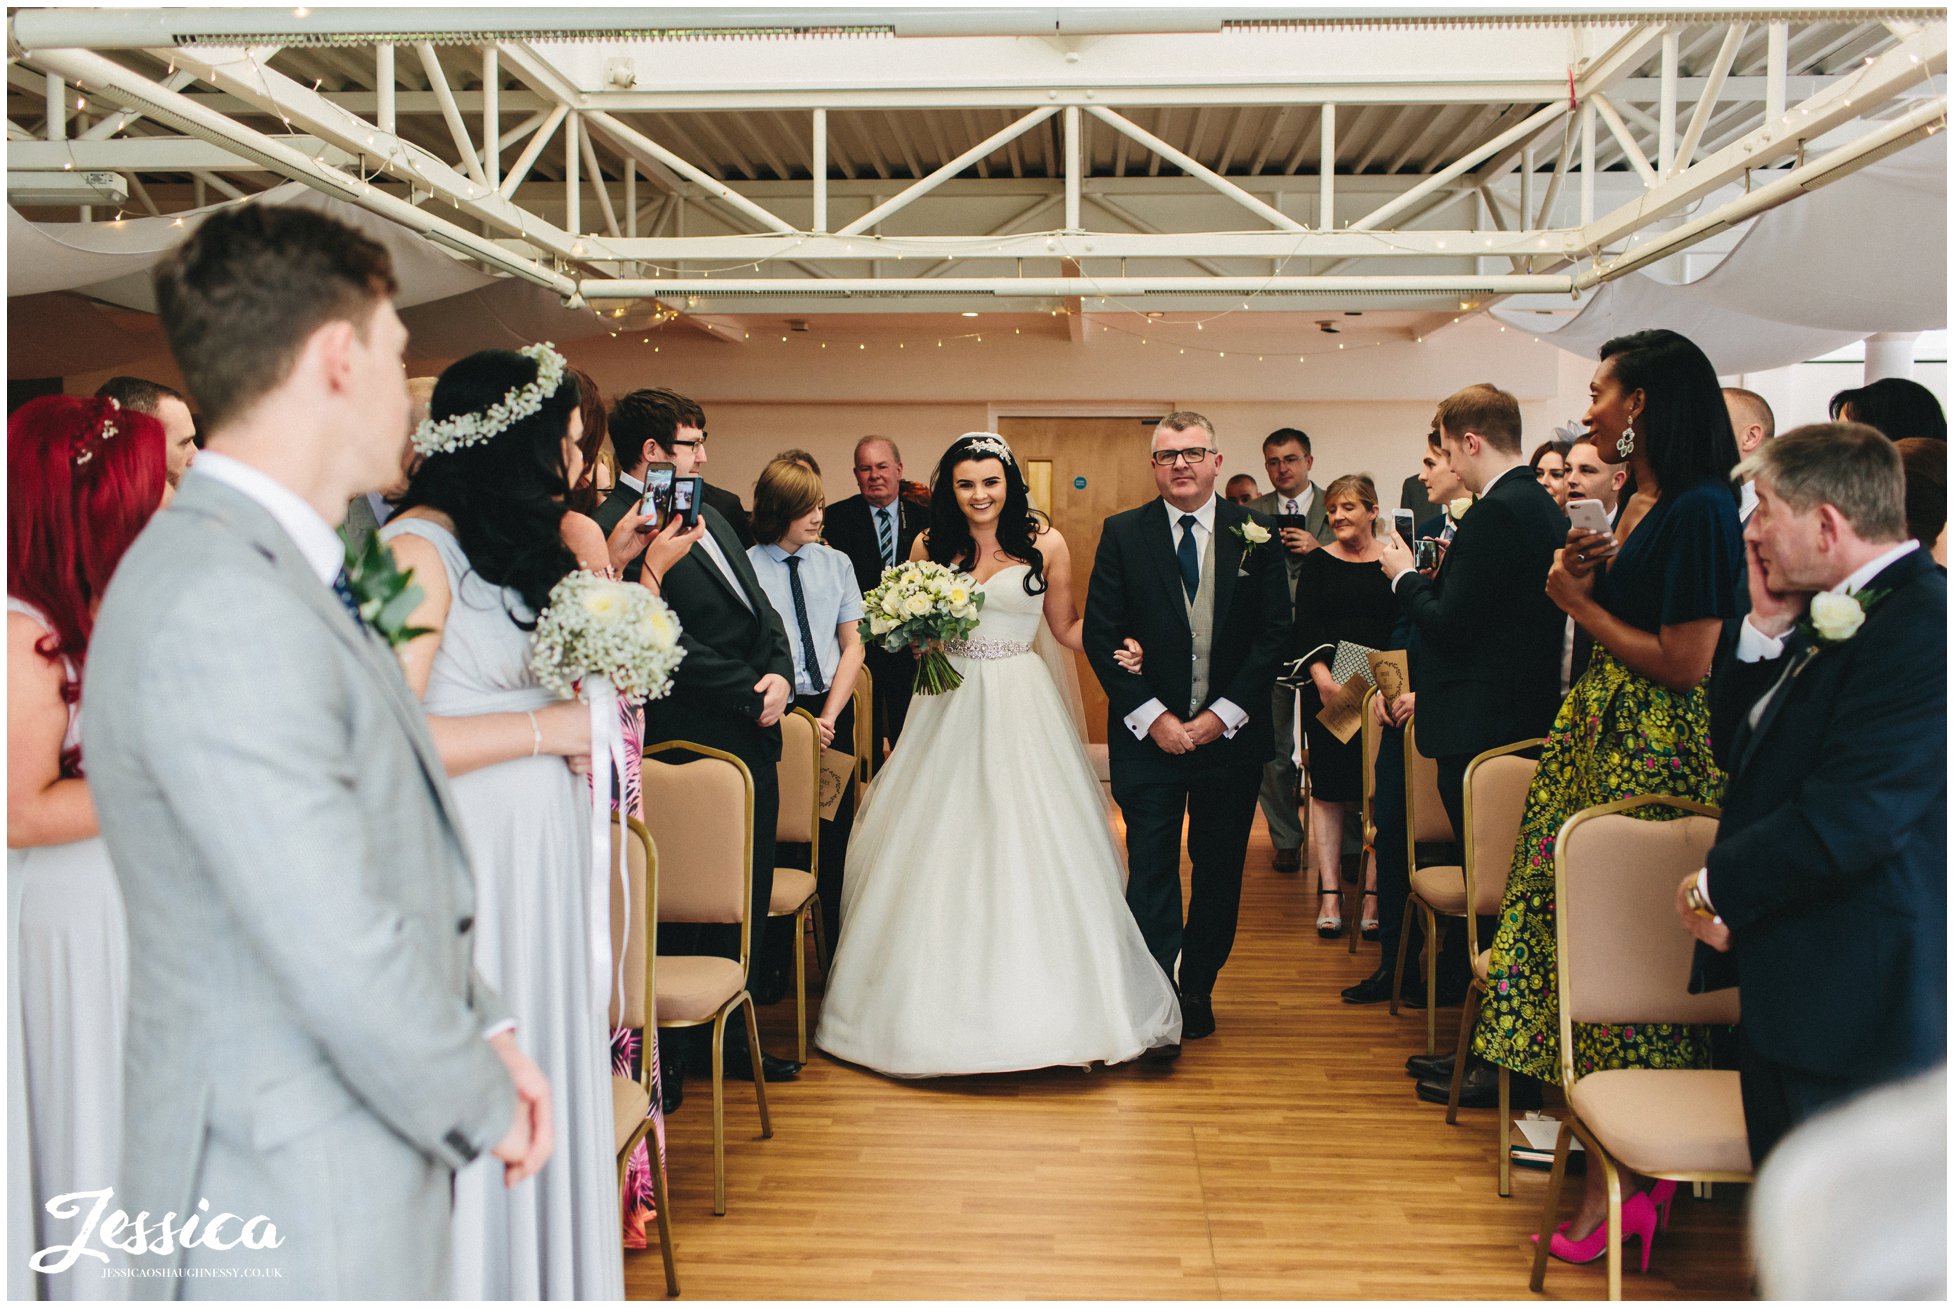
[816,434,1183,1076]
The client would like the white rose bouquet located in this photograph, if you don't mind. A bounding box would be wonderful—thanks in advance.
[530,571,686,702]
[858,559,986,695]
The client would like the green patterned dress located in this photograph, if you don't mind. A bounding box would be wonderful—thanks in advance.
[1472,479,1743,1083]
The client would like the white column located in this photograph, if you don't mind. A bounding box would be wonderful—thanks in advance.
[1864,332,1921,382]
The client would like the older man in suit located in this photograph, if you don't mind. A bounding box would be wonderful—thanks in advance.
[822,436,927,768]
[1682,423,1945,1166]
[1246,427,1335,873]
[1085,412,1291,1044]
[83,205,544,1298]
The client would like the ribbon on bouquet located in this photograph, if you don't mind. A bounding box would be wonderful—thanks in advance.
[585,675,631,1017]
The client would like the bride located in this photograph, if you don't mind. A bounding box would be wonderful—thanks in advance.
[815,433,1183,1076]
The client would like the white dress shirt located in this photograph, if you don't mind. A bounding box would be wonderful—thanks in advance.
[1739,479,1759,526]
[191,452,344,584]
[1123,495,1249,742]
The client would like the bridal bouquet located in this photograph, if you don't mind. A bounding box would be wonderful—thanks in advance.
[859,559,985,695]
[531,571,686,702]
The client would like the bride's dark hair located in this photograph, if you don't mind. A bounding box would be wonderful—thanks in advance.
[393,348,581,627]
[925,432,1048,595]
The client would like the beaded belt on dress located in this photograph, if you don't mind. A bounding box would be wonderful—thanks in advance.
[943,636,1031,660]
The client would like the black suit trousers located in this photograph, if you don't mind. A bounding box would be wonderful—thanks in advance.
[862,645,915,773]
[1114,762,1261,997]
[1739,1027,1860,1168]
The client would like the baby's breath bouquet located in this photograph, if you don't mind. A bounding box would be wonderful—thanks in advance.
[858,559,985,694]
[531,571,686,702]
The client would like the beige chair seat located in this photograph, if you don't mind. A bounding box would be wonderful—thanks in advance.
[654,954,746,1023]
[1411,863,1467,912]
[1568,1068,1752,1177]
[612,1075,651,1155]
[1473,948,1492,984]
[770,867,816,915]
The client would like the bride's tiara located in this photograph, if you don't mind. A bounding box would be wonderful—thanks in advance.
[957,432,1015,465]
[413,342,568,457]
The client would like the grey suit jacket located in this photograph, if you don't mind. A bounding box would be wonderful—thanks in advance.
[1249,482,1333,600]
[83,474,515,1298]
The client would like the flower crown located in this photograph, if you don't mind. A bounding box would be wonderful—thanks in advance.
[413,342,568,456]
[958,433,1015,465]
[74,397,121,467]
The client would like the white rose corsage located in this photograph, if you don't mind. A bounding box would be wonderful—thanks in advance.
[1230,519,1273,556]
[1802,588,1885,648]
[1447,496,1474,523]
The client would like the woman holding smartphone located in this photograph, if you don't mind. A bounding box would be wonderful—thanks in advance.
[1290,474,1396,938]
[1472,328,1743,1267]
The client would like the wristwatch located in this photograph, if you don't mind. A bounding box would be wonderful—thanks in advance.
[1684,871,1718,921]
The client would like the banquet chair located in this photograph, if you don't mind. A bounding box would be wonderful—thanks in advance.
[1529,796,1746,1301]
[642,741,774,1217]
[608,814,679,1295]
[1348,688,1383,955]
[851,666,874,809]
[768,708,826,1062]
[1437,739,1543,1197]
[1389,716,1463,1053]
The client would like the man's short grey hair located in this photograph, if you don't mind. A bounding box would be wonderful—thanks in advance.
[1154,410,1216,446]
[854,435,902,465]
[1724,387,1776,441]
[1737,421,1906,543]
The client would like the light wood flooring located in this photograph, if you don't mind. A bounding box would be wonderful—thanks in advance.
[630,814,1752,1300]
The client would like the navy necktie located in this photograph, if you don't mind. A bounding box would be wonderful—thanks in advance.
[330,569,366,630]
[785,555,826,695]
[1177,514,1201,601]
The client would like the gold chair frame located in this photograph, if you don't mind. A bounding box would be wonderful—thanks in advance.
[611,815,679,1295]
[768,707,830,1062]
[851,664,874,809]
[643,739,775,1217]
[1438,738,1545,1198]
[1529,794,1748,1301]
[1388,715,1463,1053]
[1344,687,1381,956]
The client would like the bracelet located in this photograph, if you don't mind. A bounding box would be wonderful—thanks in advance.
[525,709,541,758]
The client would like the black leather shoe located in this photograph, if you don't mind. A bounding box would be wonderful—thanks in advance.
[1405,1051,1454,1080]
[750,968,789,1007]
[1141,1041,1181,1064]
[1272,848,1302,874]
[1399,981,1468,1010]
[1414,1061,1542,1110]
[659,1040,685,1114]
[722,1035,803,1082]
[1181,993,1217,1040]
[1340,966,1403,1005]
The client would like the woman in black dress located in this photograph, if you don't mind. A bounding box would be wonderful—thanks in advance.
[1293,474,1398,937]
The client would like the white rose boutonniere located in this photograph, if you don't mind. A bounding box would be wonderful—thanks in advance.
[1230,519,1272,557]
[1803,588,1884,647]
[1447,496,1474,523]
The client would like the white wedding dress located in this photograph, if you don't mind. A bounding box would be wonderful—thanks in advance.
[815,564,1182,1076]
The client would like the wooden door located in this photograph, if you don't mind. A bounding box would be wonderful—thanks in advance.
[997,414,1164,743]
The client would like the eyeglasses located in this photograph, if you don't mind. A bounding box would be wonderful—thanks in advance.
[669,437,707,452]
[1150,447,1213,467]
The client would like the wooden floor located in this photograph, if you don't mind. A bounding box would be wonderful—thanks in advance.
[631,813,1753,1300]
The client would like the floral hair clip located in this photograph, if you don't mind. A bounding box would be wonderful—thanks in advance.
[960,433,1015,465]
[74,397,122,467]
[412,342,568,457]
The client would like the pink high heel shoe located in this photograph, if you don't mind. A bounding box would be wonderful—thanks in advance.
[1648,1178,1678,1229]
[1530,1191,1659,1272]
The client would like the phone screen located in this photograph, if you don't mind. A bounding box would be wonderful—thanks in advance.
[671,476,702,528]
[1392,509,1417,540]
[638,465,676,531]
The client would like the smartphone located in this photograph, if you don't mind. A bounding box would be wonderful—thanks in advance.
[1565,497,1613,538]
[637,463,675,532]
[1274,513,1310,534]
[1392,509,1417,541]
[1413,538,1444,569]
[670,474,703,529]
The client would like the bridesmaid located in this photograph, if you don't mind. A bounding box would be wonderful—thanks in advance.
[8,395,166,1299]
[384,346,622,1300]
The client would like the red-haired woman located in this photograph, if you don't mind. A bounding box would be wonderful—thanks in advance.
[7,394,166,1298]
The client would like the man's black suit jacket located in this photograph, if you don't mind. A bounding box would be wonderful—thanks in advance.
[640,505,794,765]
[1697,546,1946,1083]
[822,493,927,593]
[1083,498,1291,783]
[1392,465,1565,760]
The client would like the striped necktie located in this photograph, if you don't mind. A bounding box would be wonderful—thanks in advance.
[876,505,896,569]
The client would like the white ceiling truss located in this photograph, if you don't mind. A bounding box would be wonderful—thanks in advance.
[7,7,1948,333]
